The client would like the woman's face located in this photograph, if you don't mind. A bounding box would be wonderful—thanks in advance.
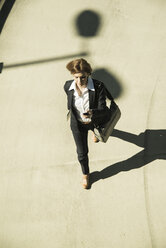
[73,72,89,87]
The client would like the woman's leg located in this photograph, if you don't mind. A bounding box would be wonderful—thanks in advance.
[72,125,89,175]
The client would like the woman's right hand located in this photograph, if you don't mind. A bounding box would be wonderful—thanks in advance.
[83,110,92,119]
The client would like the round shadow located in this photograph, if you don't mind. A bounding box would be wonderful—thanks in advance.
[75,10,101,37]
[92,68,123,99]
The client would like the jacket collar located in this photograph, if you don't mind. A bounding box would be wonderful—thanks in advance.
[68,77,95,92]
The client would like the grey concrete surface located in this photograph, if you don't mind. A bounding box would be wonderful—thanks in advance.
[0,0,166,247]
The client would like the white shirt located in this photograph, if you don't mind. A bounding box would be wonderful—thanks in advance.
[68,77,95,122]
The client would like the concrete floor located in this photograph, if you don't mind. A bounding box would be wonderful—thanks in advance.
[0,0,166,247]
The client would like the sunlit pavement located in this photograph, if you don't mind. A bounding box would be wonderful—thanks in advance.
[0,1,166,247]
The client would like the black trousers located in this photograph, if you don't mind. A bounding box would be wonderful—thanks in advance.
[72,122,94,175]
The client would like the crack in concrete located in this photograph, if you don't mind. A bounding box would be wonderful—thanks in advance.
[143,166,155,248]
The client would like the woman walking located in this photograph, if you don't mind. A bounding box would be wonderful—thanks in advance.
[64,58,112,189]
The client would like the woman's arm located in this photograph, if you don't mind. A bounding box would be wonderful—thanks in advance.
[64,82,69,95]
[91,82,108,117]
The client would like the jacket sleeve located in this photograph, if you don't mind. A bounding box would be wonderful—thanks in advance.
[91,82,108,118]
[64,82,68,95]
[64,81,73,110]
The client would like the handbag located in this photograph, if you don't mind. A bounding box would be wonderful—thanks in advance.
[94,100,121,143]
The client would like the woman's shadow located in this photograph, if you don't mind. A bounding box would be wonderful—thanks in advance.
[90,129,166,187]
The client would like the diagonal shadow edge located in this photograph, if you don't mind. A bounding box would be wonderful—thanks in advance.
[89,128,166,187]
[1,52,88,72]
[90,150,156,186]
